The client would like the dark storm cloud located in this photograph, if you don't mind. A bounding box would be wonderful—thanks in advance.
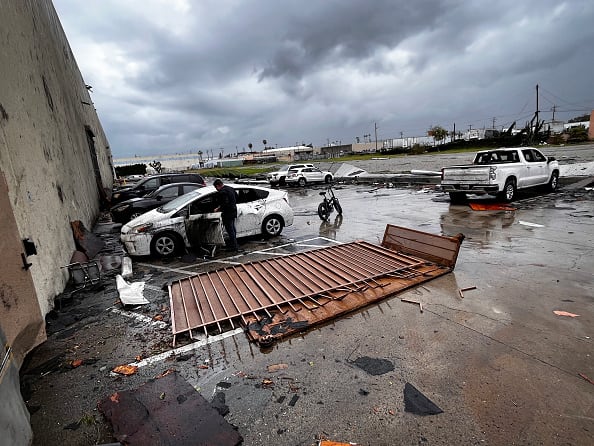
[52,0,594,157]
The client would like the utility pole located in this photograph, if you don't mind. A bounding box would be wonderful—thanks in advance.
[374,122,378,152]
[551,104,556,120]
[535,84,539,125]
[492,117,496,129]
[453,123,456,141]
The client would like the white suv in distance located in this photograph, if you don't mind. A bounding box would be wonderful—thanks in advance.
[267,163,314,186]
[285,167,333,187]
[121,184,294,257]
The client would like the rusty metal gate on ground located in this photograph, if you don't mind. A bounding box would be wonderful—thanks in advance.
[168,225,464,345]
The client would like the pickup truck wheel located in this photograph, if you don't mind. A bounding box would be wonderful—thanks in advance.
[324,175,332,184]
[298,177,307,187]
[500,179,516,202]
[548,172,559,192]
[448,192,467,203]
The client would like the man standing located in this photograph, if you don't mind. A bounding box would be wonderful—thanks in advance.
[213,179,239,252]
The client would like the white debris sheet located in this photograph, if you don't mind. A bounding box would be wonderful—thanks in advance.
[116,274,149,305]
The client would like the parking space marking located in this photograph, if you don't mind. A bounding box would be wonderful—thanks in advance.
[129,328,245,368]
[108,307,168,329]
[136,262,197,275]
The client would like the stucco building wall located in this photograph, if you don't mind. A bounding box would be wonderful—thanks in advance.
[0,0,113,341]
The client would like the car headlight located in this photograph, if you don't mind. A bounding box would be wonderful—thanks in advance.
[113,193,120,199]
[132,223,153,233]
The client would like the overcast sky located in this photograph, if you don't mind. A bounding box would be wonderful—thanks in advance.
[53,0,594,158]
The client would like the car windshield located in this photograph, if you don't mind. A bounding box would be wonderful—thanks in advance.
[157,189,201,213]
[145,187,167,198]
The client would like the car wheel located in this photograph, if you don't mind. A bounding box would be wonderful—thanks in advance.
[151,232,181,257]
[279,177,286,186]
[298,177,307,187]
[269,181,278,187]
[499,178,516,202]
[324,175,332,184]
[333,199,343,215]
[318,202,330,221]
[548,172,559,192]
[448,192,467,203]
[262,215,284,237]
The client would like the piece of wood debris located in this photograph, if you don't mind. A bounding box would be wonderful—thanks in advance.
[401,298,424,313]
[459,286,477,298]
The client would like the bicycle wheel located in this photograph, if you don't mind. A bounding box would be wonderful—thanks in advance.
[333,198,343,215]
[318,202,330,221]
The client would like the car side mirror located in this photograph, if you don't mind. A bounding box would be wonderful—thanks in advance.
[156,195,163,201]
[547,156,555,163]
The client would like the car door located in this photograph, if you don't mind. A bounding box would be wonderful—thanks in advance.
[235,187,268,236]
[529,149,548,184]
[184,193,225,246]
[521,149,545,186]
[306,168,324,183]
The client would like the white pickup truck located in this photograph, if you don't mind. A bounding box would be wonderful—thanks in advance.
[439,147,560,202]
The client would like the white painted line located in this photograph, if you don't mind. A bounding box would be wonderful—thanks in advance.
[129,328,245,368]
[136,262,196,275]
[518,220,545,228]
[108,307,168,329]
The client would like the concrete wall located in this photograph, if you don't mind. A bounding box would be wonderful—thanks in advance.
[0,0,113,321]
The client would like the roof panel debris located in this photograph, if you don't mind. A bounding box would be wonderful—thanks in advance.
[168,225,464,345]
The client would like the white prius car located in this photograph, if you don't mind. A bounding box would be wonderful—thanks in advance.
[120,184,294,257]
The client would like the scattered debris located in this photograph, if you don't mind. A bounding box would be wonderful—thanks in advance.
[403,382,443,416]
[267,363,289,373]
[116,274,148,305]
[553,310,580,318]
[458,286,477,298]
[318,439,359,445]
[70,220,105,258]
[319,440,358,446]
[288,394,300,407]
[469,202,517,211]
[98,371,242,445]
[112,364,138,376]
[351,356,394,376]
[262,379,274,388]
[401,298,423,312]
[69,359,83,368]
[121,256,133,279]
[578,373,594,386]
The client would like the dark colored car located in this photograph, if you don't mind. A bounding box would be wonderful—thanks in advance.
[111,173,206,204]
[110,182,203,223]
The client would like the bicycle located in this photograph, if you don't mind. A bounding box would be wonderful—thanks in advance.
[317,184,343,221]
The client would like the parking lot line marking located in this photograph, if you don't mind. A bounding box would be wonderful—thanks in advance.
[108,307,168,329]
[129,328,245,368]
[136,262,197,275]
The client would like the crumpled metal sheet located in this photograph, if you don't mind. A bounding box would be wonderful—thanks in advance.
[98,371,242,446]
[70,220,105,258]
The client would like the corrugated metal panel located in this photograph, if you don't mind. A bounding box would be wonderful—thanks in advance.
[168,226,464,345]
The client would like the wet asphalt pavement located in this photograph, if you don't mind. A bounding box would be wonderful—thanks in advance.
[22,150,594,445]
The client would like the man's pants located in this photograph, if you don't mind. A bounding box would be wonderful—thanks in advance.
[222,216,238,250]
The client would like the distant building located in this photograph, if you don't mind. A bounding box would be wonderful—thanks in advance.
[262,145,314,161]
